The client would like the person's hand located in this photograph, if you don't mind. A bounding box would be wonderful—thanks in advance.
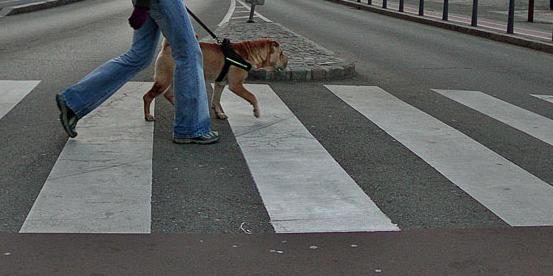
[128,6,149,30]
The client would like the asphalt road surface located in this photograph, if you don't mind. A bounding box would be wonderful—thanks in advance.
[1,0,552,238]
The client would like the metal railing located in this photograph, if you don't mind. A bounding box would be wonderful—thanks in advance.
[356,0,553,41]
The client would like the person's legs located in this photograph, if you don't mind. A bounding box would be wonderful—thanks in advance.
[149,0,214,140]
[59,17,161,119]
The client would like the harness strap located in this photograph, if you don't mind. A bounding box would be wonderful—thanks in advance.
[215,39,253,82]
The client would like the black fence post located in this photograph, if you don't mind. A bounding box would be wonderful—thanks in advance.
[507,0,515,33]
[443,0,448,20]
[471,0,478,26]
[368,0,372,5]
[528,0,534,22]
[383,0,387,8]
[247,4,256,23]
[419,0,424,15]
[399,0,404,12]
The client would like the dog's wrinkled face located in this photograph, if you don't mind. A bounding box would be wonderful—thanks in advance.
[267,41,288,72]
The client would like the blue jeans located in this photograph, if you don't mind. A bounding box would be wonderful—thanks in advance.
[61,0,211,138]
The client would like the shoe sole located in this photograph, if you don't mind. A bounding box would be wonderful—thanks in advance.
[56,95,78,138]
[173,137,220,145]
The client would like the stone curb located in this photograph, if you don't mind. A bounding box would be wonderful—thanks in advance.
[245,22,356,81]
[327,0,553,54]
[0,0,85,17]
[247,62,356,82]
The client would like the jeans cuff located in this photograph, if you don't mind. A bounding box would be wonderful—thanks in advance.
[173,127,212,139]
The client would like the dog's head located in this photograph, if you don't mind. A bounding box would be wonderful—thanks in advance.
[264,40,288,72]
[235,39,288,71]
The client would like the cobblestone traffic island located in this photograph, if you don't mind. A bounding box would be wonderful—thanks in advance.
[214,21,356,81]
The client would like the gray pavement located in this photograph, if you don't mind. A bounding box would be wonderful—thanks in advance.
[1,0,553,272]
[0,0,356,81]
[2,227,553,275]
[1,0,552,233]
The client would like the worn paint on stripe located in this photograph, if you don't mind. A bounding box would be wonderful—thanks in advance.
[223,84,398,233]
[434,90,553,146]
[327,85,553,227]
[531,94,553,105]
[20,82,154,233]
[0,80,40,119]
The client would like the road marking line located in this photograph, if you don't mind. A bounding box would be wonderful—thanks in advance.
[434,90,553,147]
[218,0,236,27]
[236,0,272,22]
[327,85,553,227]
[20,82,154,234]
[531,94,553,104]
[232,15,260,20]
[223,84,398,233]
[0,80,40,120]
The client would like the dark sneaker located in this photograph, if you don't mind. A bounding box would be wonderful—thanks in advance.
[55,94,78,138]
[173,130,220,144]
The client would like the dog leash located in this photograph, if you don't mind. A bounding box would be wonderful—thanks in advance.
[186,7,222,44]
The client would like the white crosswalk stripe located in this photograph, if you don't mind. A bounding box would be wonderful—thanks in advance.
[434,90,553,146]
[0,80,40,120]
[20,82,154,234]
[2,80,552,233]
[223,84,398,233]
[531,94,553,104]
[327,85,553,227]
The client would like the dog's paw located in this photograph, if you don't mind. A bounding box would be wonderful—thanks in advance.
[216,112,228,120]
[145,114,155,121]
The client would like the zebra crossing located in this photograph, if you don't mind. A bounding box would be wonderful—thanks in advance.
[1,80,552,234]
[328,85,553,227]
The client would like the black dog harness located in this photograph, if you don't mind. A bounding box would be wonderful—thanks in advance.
[185,8,252,82]
[215,38,253,82]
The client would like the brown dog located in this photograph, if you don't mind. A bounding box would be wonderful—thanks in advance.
[143,38,288,121]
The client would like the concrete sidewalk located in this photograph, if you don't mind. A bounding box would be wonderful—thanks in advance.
[402,0,553,40]
[331,0,553,54]
[0,0,84,16]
